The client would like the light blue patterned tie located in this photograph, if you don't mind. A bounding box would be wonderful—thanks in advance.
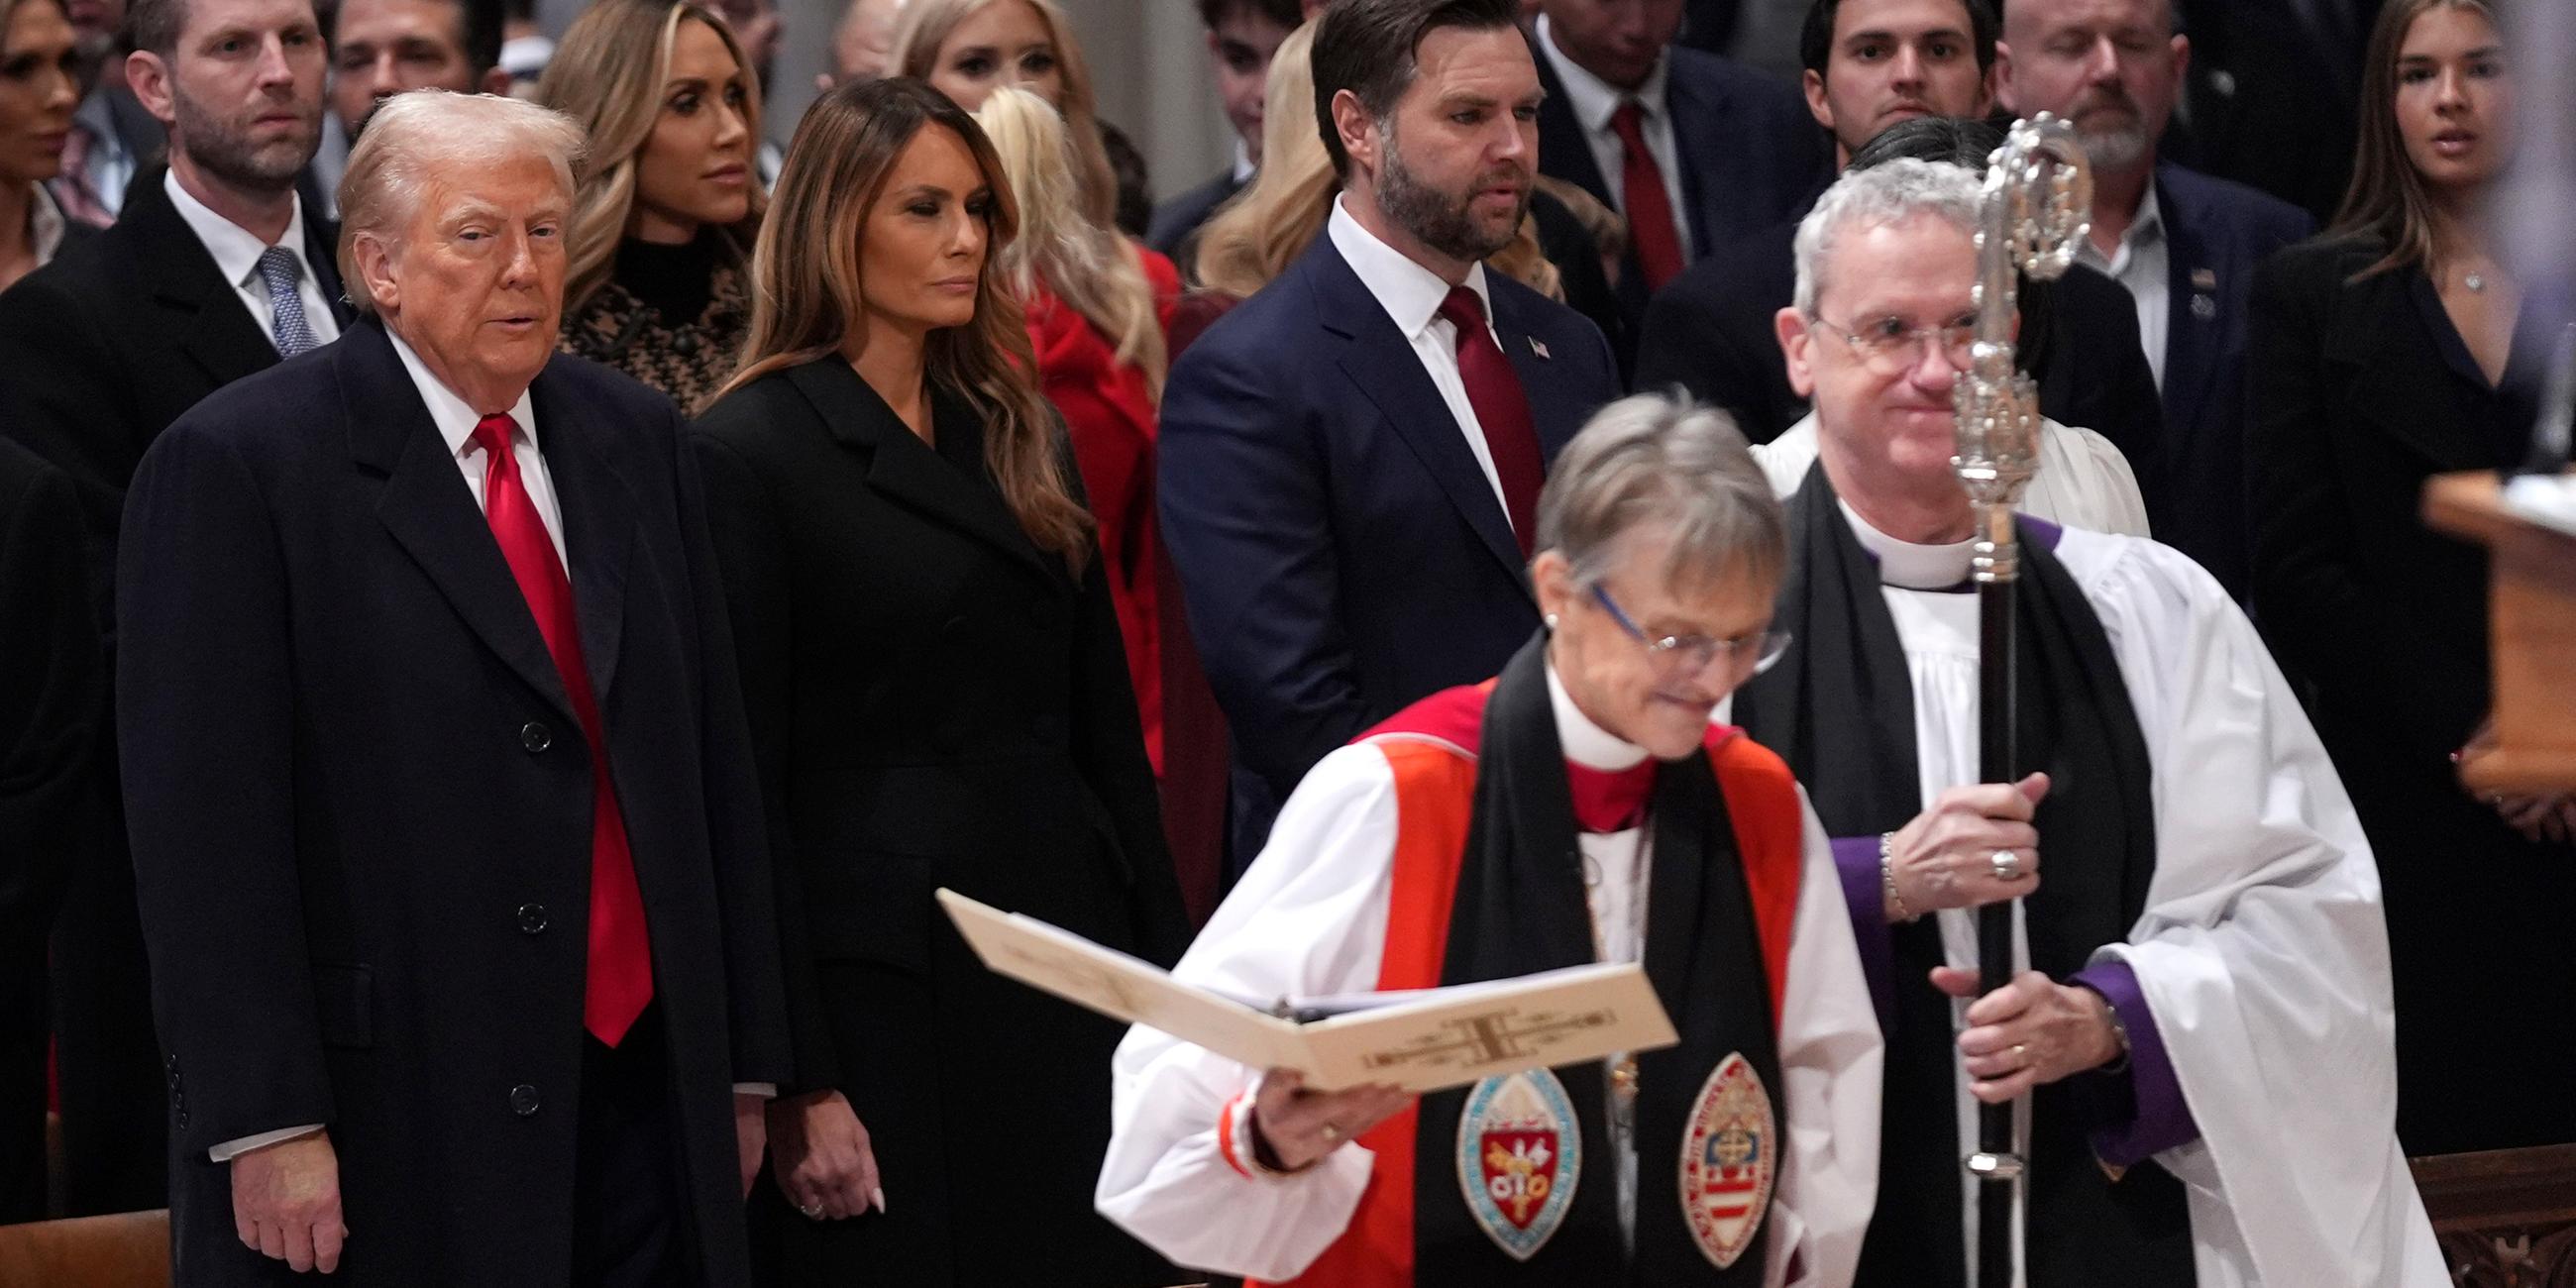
[255,245,318,358]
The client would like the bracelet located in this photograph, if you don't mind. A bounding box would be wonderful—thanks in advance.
[2077,983,2133,1075]
[1879,832,1916,924]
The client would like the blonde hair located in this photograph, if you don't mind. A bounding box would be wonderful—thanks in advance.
[337,90,589,318]
[974,86,1167,399]
[2329,0,2505,281]
[537,0,766,311]
[891,0,1117,229]
[1193,20,1562,302]
[722,77,1090,571]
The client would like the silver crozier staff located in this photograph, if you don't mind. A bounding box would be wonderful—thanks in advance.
[1950,114,2090,1288]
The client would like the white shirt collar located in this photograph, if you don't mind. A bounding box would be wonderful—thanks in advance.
[1838,498,1975,590]
[384,326,540,459]
[1230,137,1255,184]
[1535,13,1671,134]
[2085,182,2166,275]
[1325,193,1493,341]
[163,169,315,296]
[1546,659,1652,771]
[25,182,65,265]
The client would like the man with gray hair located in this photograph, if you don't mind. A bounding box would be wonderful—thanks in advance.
[117,89,787,1285]
[1729,160,2440,1286]
[1106,392,1881,1285]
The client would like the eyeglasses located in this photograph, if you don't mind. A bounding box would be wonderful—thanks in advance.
[1589,585,1791,684]
[1811,311,1983,376]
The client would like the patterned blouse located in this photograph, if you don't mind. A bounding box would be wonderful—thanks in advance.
[560,234,751,412]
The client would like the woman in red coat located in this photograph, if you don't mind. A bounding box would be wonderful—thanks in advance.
[973,86,1176,776]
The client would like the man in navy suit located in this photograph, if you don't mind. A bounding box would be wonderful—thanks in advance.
[1530,0,1833,350]
[2000,0,2312,596]
[117,91,784,1284]
[1160,0,1622,866]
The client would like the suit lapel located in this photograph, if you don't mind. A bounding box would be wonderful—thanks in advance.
[1532,50,1613,208]
[2156,172,2221,437]
[786,359,1061,584]
[1493,287,1586,462]
[531,365,636,704]
[340,321,579,725]
[301,206,355,327]
[122,177,282,389]
[1305,241,1530,591]
[1661,72,1723,257]
[2322,267,2496,473]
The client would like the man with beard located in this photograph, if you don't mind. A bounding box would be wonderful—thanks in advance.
[0,0,347,1218]
[1633,0,2163,471]
[1158,0,1622,867]
[308,0,505,203]
[1997,0,2311,598]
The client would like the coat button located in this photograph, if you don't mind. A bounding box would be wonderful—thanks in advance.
[516,903,549,934]
[521,721,552,754]
[509,1084,541,1117]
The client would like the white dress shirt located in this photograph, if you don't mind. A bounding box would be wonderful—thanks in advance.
[385,328,565,565]
[66,90,135,220]
[1325,195,1518,531]
[164,170,343,352]
[1534,15,1695,263]
[2077,183,2170,391]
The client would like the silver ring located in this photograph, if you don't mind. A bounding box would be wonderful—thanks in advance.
[799,1200,825,1220]
[1990,849,2023,882]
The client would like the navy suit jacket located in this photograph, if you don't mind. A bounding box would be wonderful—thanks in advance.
[2146,161,2312,598]
[1159,232,1620,865]
[1534,42,1832,344]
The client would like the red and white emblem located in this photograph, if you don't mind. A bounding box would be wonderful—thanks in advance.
[1455,1069,1580,1260]
[1678,1051,1775,1269]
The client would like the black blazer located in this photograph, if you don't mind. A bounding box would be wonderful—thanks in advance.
[116,321,788,1284]
[1632,212,2167,465]
[2142,162,2313,596]
[690,361,1186,1283]
[1147,166,1245,265]
[2245,235,2576,1153]
[1159,232,1621,863]
[1533,39,1832,344]
[0,167,351,624]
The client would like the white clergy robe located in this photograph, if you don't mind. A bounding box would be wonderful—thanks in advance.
[1096,667,1882,1285]
[1754,412,2152,539]
[1804,512,2446,1287]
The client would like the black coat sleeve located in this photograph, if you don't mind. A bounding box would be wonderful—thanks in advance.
[0,453,104,943]
[116,416,333,1154]
[671,411,791,1089]
[0,272,140,636]
[687,424,841,1096]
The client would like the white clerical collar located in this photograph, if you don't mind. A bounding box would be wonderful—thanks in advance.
[163,169,316,300]
[385,327,540,461]
[1839,498,1976,590]
[1535,14,1671,135]
[1546,661,1651,771]
[1326,193,1494,342]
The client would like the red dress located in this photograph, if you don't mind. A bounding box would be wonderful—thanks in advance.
[1024,247,1181,777]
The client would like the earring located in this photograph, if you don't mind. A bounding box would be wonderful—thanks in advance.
[1544,613,1560,629]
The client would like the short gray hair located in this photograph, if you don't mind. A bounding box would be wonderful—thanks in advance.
[336,91,590,317]
[1536,393,1786,594]
[1791,158,1982,318]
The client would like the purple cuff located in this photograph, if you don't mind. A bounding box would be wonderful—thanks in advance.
[1829,835,1895,1028]
[2071,960,2200,1166]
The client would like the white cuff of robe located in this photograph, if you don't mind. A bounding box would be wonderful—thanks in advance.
[210,1124,325,1162]
[734,1083,777,1098]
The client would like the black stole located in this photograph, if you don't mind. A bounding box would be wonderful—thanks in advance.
[1729,464,2195,1287]
[1411,637,1781,1286]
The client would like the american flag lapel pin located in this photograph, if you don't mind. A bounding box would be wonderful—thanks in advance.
[1528,336,1551,360]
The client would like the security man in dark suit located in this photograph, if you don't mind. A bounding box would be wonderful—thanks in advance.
[0,0,353,1218]
[1161,0,1623,867]
[116,90,785,1284]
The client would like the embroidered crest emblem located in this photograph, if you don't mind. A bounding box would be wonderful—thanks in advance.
[1678,1052,1775,1269]
[1455,1068,1580,1261]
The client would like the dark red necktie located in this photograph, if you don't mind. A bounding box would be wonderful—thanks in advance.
[1608,101,1685,291]
[473,415,653,1046]
[1567,759,1656,833]
[1436,287,1546,557]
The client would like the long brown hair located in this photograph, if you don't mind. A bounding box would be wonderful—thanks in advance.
[2328,0,2506,280]
[889,0,1118,230]
[538,0,766,312]
[721,76,1090,572]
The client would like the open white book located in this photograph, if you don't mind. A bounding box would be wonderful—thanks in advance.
[937,889,1678,1093]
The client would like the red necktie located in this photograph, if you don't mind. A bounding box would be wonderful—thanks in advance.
[1608,102,1685,291]
[472,415,653,1046]
[1436,287,1546,557]
[1567,759,1656,833]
